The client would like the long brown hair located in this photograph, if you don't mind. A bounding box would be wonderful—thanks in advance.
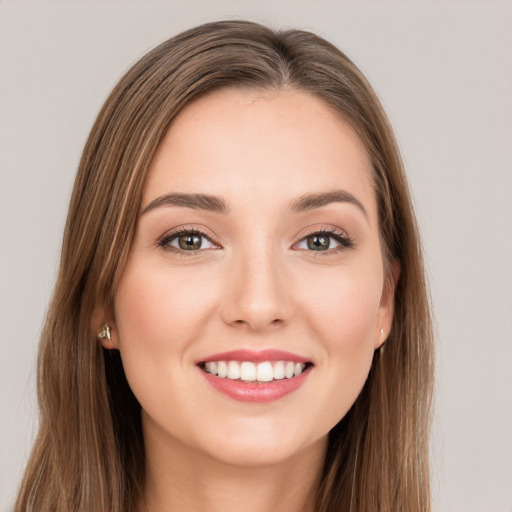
[15,20,434,512]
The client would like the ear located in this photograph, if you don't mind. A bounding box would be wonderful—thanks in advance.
[91,300,119,350]
[375,259,400,349]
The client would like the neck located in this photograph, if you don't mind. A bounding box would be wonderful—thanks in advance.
[140,418,326,512]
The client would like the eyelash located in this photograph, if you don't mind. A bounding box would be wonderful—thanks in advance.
[157,227,354,255]
[295,228,355,253]
[158,228,217,256]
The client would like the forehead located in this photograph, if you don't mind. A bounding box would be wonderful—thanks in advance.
[144,88,376,218]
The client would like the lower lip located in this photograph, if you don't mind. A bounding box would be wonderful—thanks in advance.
[200,367,312,403]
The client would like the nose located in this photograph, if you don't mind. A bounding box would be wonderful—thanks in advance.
[221,245,292,332]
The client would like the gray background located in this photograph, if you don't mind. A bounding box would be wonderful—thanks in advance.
[1,1,511,511]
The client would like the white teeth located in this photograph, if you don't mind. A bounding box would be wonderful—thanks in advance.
[256,361,274,382]
[205,361,218,376]
[240,362,256,381]
[217,361,227,378]
[273,361,285,380]
[227,361,241,380]
[203,360,307,382]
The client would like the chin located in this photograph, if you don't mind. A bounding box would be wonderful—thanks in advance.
[193,419,326,468]
[204,443,315,469]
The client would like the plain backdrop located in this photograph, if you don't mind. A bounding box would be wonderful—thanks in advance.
[1,1,511,511]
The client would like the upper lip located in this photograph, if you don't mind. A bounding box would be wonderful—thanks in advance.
[197,349,311,365]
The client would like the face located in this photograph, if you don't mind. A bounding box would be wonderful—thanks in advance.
[103,88,395,468]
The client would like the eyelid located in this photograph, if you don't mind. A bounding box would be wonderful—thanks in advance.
[156,224,354,254]
[157,225,221,253]
[292,226,355,252]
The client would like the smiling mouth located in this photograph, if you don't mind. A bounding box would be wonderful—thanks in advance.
[199,360,312,383]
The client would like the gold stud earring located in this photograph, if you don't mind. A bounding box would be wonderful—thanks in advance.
[97,324,111,341]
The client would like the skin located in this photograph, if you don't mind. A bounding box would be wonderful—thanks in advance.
[99,88,396,512]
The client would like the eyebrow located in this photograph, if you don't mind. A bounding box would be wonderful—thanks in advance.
[142,189,367,218]
[290,190,368,219]
[142,193,228,214]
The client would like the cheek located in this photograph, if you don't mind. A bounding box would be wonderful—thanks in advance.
[113,258,227,403]
[113,264,203,401]
[296,264,382,410]
[299,263,382,345]
[115,263,215,350]
[112,264,221,448]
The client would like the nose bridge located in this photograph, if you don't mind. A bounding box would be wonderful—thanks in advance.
[222,236,291,330]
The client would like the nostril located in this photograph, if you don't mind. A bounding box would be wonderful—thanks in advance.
[231,318,284,326]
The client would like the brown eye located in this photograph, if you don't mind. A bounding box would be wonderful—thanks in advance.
[294,229,354,253]
[159,230,217,252]
[306,234,331,251]
[178,233,202,250]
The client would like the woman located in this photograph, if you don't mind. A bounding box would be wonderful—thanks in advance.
[15,20,433,512]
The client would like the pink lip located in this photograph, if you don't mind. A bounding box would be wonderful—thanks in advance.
[197,349,310,364]
[199,366,312,403]
[196,350,313,403]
